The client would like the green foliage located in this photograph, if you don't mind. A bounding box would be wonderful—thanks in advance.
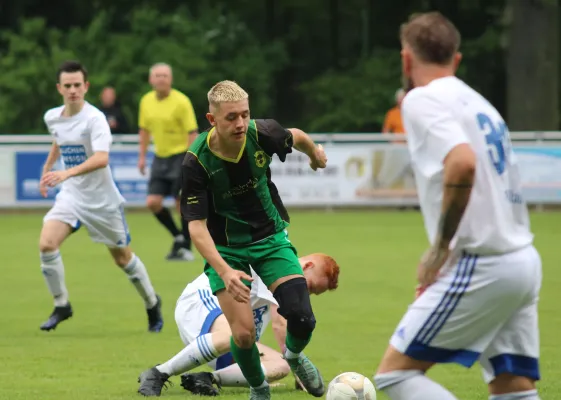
[0,0,546,133]
[300,50,402,132]
[0,7,287,133]
[456,25,505,112]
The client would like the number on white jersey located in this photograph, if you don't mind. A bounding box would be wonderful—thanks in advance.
[476,113,511,175]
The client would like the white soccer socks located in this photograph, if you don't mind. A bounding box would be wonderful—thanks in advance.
[490,390,540,400]
[156,333,218,376]
[40,251,69,307]
[374,370,458,400]
[213,363,268,387]
[123,254,158,309]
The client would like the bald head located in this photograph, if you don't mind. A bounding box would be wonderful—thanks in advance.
[150,63,172,76]
[149,63,173,95]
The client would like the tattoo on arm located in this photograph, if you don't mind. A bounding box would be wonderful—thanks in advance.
[437,183,473,246]
[446,183,473,188]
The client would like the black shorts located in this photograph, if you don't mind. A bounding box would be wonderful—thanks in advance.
[148,152,186,198]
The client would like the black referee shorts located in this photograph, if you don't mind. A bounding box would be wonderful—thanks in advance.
[148,152,186,198]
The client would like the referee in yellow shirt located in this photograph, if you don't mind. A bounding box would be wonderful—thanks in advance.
[137,63,199,261]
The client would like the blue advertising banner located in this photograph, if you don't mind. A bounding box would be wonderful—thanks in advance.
[14,149,158,205]
[16,151,60,201]
[514,147,561,203]
[109,151,155,203]
[11,144,561,206]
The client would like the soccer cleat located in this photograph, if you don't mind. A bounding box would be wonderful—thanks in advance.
[249,385,271,400]
[137,367,172,396]
[147,295,164,333]
[180,372,221,396]
[166,241,195,261]
[294,377,306,391]
[284,353,325,397]
[177,248,195,261]
[40,303,73,331]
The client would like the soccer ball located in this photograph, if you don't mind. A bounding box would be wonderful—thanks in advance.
[326,372,377,400]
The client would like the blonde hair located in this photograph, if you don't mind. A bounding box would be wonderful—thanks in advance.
[400,12,460,65]
[207,80,248,107]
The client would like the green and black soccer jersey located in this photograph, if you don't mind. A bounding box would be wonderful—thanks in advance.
[181,119,293,247]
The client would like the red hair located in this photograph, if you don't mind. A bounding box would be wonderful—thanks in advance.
[321,254,340,290]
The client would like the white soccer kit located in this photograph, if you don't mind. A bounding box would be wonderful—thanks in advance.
[174,269,278,370]
[391,76,542,383]
[43,102,129,248]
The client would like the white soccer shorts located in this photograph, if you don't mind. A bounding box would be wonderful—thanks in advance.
[44,198,131,248]
[174,289,232,370]
[390,245,542,383]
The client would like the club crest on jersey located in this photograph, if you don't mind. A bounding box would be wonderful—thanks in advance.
[284,133,292,148]
[254,150,266,168]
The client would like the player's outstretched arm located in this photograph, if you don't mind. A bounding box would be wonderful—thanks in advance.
[289,128,327,171]
[254,119,326,169]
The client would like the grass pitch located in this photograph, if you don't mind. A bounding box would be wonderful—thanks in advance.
[1,210,559,399]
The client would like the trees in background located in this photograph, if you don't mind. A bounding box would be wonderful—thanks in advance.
[0,0,557,133]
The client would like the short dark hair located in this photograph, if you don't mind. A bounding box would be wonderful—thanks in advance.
[400,12,461,65]
[57,60,88,83]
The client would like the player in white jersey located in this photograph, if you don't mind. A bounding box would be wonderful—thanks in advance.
[373,13,542,400]
[137,253,340,397]
[38,61,164,333]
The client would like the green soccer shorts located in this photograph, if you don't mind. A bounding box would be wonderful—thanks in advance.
[204,230,304,294]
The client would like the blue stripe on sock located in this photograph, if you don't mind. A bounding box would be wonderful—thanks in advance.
[196,336,210,361]
[40,251,61,263]
[200,334,216,360]
[125,255,138,273]
[197,335,214,362]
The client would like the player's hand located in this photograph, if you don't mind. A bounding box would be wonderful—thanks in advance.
[41,170,71,188]
[223,269,253,303]
[417,245,450,287]
[138,157,146,176]
[309,144,327,171]
[415,284,428,299]
[39,171,49,198]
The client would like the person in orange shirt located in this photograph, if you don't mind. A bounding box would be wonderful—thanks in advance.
[382,88,406,136]
[377,88,414,190]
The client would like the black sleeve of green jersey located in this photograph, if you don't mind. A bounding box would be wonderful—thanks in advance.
[255,119,294,162]
[180,152,209,222]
